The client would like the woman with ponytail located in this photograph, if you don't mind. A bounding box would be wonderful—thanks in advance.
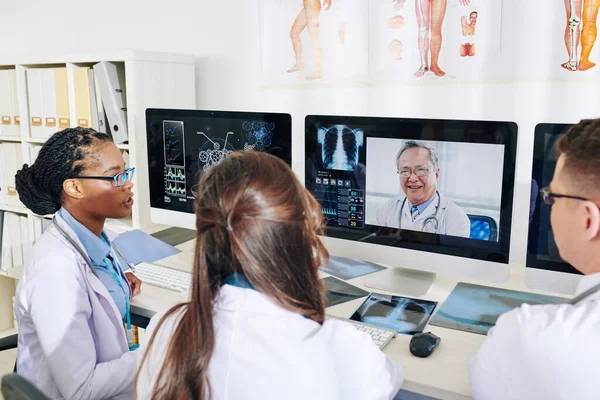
[136,151,403,400]
[14,127,141,399]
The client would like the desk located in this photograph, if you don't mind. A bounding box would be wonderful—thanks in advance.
[132,238,561,400]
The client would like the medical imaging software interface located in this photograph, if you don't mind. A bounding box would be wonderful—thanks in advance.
[528,123,580,275]
[147,110,292,214]
[305,115,518,263]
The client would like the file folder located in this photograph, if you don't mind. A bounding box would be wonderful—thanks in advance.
[8,213,23,268]
[0,145,6,205]
[92,70,108,133]
[1,143,23,207]
[26,69,45,138]
[93,62,128,143]
[73,67,92,129]
[54,68,70,129]
[0,70,20,137]
[8,69,20,136]
[0,213,12,271]
[19,215,32,260]
[40,68,58,137]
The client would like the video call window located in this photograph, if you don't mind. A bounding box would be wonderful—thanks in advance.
[305,115,518,263]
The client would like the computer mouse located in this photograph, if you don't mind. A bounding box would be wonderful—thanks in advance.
[409,332,441,358]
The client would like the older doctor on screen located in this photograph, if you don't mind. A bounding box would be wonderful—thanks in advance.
[375,141,471,238]
[469,119,600,400]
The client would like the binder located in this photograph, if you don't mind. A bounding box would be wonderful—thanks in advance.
[88,69,99,131]
[8,69,20,136]
[73,67,92,129]
[19,215,32,260]
[93,62,128,143]
[40,68,58,137]
[92,70,108,133]
[0,70,18,136]
[1,143,23,207]
[1,212,12,271]
[26,69,45,138]
[54,68,70,129]
[8,213,23,268]
[29,145,42,164]
[32,217,43,243]
[0,70,20,137]
[0,144,6,205]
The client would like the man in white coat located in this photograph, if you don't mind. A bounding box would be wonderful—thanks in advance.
[375,141,471,238]
[470,119,600,400]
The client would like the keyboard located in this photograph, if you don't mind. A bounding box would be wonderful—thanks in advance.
[325,315,396,349]
[133,262,192,293]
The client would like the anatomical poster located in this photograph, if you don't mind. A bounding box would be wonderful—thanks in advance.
[369,0,503,82]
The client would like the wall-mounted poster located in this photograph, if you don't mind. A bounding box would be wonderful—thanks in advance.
[369,0,503,83]
[259,0,369,85]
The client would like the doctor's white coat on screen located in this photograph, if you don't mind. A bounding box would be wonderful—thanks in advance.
[374,193,471,238]
[14,214,138,400]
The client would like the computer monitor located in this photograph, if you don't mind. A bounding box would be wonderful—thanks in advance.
[305,115,518,295]
[526,123,582,295]
[146,109,292,229]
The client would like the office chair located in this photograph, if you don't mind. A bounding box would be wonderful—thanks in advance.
[468,215,498,242]
[1,373,49,400]
[0,333,18,372]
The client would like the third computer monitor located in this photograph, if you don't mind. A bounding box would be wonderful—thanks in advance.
[305,115,518,282]
[527,123,581,295]
[146,109,292,229]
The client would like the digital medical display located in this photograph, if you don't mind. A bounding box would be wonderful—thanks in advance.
[305,115,518,263]
[147,109,292,214]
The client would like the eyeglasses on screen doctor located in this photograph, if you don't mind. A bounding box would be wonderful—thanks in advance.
[73,167,136,187]
[397,167,430,178]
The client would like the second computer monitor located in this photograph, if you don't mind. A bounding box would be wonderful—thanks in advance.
[146,109,292,229]
[305,115,518,283]
[527,123,582,294]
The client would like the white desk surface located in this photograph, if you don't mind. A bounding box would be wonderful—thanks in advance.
[131,239,567,400]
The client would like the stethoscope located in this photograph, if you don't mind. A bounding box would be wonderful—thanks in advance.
[52,217,139,351]
[399,190,441,233]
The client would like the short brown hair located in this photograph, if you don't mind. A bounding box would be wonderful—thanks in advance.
[556,119,600,197]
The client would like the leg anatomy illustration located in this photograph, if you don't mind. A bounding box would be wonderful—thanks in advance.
[414,0,447,77]
[288,0,331,79]
[563,0,600,71]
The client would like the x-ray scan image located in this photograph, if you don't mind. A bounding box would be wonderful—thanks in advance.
[350,293,438,335]
[317,125,364,171]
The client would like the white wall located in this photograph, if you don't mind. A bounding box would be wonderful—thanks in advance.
[2,0,599,281]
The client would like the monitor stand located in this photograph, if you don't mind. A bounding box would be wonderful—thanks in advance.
[364,267,436,297]
[325,256,436,297]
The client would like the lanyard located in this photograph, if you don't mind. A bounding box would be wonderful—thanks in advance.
[100,235,138,351]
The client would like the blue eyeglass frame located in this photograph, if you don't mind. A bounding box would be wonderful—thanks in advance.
[73,167,136,187]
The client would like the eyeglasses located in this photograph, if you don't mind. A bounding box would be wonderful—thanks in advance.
[74,167,135,188]
[539,186,588,205]
[397,167,430,178]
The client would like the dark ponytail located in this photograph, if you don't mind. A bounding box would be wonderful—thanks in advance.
[15,127,112,215]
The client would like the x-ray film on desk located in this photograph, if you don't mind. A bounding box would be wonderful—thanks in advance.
[350,293,438,335]
[323,276,371,308]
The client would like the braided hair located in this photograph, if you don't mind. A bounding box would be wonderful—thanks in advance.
[15,127,113,215]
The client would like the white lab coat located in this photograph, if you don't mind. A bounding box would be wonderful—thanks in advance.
[137,284,403,399]
[14,214,138,400]
[469,272,600,400]
[375,193,471,238]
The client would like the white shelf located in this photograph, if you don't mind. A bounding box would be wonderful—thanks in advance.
[0,51,196,68]
[0,204,28,214]
[24,137,46,144]
[116,143,130,150]
[0,135,21,142]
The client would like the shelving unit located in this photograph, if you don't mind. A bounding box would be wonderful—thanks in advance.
[0,51,196,330]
